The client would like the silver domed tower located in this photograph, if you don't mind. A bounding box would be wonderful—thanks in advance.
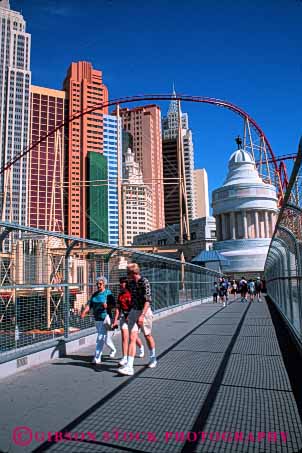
[211,147,278,274]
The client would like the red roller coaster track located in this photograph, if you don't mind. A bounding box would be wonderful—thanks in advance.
[0,94,287,201]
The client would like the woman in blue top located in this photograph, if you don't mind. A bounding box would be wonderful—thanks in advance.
[81,276,117,364]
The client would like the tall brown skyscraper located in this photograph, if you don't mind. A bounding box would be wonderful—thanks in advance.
[63,61,108,238]
[119,105,165,230]
[162,92,196,226]
[162,138,179,225]
[28,85,66,232]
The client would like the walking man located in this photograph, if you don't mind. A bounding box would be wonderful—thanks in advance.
[255,277,262,302]
[118,263,157,376]
[239,276,248,302]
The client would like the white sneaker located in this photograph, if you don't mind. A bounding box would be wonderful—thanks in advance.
[148,357,157,368]
[109,350,117,358]
[259,298,262,302]
[119,357,128,366]
[92,357,101,365]
[137,347,145,358]
[118,365,134,376]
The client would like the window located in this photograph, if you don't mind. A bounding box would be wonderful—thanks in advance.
[158,239,167,245]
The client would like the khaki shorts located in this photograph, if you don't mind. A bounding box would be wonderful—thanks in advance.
[128,308,153,336]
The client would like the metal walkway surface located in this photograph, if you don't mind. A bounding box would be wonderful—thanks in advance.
[0,300,302,453]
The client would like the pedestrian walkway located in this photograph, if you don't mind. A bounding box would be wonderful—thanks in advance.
[0,299,301,453]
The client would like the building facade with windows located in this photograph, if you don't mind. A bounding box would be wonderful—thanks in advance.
[87,152,108,242]
[133,216,216,261]
[119,105,165,230]
[194,168,210,218]
[29,85,66,232]
[63,61,108,238]
[103,114,122,246]
[0,0,31,226]
[162,90,196,224]
[133,217,216,247]
[162,138,179,225]
[122,148,153,246]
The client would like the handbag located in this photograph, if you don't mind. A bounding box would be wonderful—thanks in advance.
[103,314,112,329]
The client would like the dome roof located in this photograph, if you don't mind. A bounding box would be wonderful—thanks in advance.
[212,146,278,217]
[223,148,262,186]
[229,149,254,164]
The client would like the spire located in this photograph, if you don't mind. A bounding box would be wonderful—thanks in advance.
[168,83,179,115]
[0,0,10,9]
[172,82,176,97]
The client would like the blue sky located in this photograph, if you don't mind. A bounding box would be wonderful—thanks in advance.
[14,0,302,199]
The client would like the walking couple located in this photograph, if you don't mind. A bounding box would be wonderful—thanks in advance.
[81,262,157,376]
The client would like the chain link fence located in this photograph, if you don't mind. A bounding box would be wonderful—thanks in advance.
[0,222,222,362]
[264,137,302,342]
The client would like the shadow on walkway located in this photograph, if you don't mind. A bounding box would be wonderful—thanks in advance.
[31,299,302,453]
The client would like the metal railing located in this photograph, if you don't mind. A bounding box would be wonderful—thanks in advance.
[264,137,302,343]
[0,222,223,362]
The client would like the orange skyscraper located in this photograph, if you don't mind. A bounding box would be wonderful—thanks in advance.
[63,61,108,238]
[119,105,165,230]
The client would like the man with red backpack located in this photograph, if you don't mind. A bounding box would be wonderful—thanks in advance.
[118,262,157,376]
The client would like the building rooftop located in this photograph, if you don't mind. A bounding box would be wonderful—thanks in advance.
[229,148,254,164]
[223,148,264,187]
[0,0,10,10]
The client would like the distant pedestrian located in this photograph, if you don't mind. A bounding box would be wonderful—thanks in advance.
[239,277,248,302]
[248,280,256,302]
[231,280,237,299]
[112,277,145,366]
[218,278,226,306]
[81,276,117,364]
[224,278,230,304]
[213,282,218,303]
[118,263,157,376]
[255,277,262,302]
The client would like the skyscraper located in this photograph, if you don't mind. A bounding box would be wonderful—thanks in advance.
[29,85,66,232]
[119,105,165,230]
[63,61,108,238]
[162,90,196,224]
[194,168,210,218]
[122,148,153,246]
[103,114,122,246]
[87,152,108,242]
[162,138,179,225]
[0,0,31,225]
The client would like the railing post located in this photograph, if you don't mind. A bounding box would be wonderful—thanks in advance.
[64,240,78,340]
[152,266,156,311]
[298,242,302,338]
